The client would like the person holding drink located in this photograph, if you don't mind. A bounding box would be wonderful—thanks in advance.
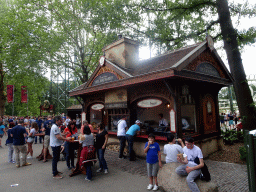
[63,121,77,170]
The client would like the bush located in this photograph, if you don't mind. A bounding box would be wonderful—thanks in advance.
[239,146,247,160]
[221,129,241,145]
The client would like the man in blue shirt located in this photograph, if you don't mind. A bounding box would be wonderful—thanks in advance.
[35,116,43,144]
[11,120,31,167]
[126,120,141,161]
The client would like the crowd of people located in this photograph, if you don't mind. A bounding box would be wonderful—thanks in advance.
[0,114,206,191]
[219,111,240,129]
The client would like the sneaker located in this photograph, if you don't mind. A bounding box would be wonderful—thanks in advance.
[104,169,108,174]
[53,174,63,179]
[147,184,153,190]
[96,168,102,173]
[84,177,91,181]
[27,156,33,159]
[153,185,159,191]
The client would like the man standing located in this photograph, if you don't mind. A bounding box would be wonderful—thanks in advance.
[126,120,141,161]
[42,115,53,162]
[11,120,31,168]
[50,116,71,179]
[35,116,43,144]
[117,116,128,159]
[175,137,204,192]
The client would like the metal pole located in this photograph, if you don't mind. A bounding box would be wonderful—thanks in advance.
[27,89,28,116]
[12,85,14,116]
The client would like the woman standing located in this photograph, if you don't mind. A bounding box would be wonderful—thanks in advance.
[6,122,15,163]
[63,121,77,169]
[27,122,39,158]
[95,123,108,174]
[79,126,96,181]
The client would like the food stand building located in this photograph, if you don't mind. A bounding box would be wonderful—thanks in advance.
[69,36,233,157]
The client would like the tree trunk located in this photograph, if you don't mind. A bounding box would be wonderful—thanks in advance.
[216,0,256,130]
[0,59,5,116]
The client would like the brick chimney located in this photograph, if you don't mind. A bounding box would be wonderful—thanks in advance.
[102,37,139,69]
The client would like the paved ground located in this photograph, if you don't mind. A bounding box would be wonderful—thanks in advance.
[0,137,249,192]
[105,150,249,192]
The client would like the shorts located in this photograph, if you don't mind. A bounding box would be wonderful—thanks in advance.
[229,120,234,125]
[44,135,50,148]
[147,162,159,177]
[220,120,224,124]
[27,137,34,143]
[0,134,3,138]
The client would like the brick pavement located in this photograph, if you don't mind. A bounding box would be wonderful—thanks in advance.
[105,150,249,192]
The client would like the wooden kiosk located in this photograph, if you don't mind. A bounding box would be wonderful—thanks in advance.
[69,36,233,157]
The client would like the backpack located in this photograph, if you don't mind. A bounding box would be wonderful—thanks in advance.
[194,157,211,181]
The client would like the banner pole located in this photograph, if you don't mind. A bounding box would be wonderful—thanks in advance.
[27,89,28,116]
[12,85,14,116]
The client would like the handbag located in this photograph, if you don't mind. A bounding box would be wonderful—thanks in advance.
[194,157,211,181]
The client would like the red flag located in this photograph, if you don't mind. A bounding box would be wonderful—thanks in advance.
[7,85,14,103]
[21,86,27,103]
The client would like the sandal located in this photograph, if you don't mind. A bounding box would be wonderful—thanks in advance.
[43,159,48,163]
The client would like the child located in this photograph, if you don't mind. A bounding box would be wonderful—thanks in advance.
[163,134,184,163]
[144,133,162,191]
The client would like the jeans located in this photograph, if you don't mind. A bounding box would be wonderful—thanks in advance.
[86,166,92,180]
[118,136,126,158]
[7,143,15,162]
[13,145,27,166]
[64,141,75,168]
[51,146,61,176]
[97,148,108,170]
[175,164,201,192]
[126,134,135,160]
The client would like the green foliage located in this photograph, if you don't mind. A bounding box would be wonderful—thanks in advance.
[221,129,244,145]
[239,146,247,161]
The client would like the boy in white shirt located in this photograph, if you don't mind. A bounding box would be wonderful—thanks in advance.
[175,137,204,192]
[163,134,184,163]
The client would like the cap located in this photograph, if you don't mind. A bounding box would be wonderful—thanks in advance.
[135,120,141,124]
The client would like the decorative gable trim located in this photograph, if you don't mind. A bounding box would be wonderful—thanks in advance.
[185,49,226,79]
[88,66,123,87]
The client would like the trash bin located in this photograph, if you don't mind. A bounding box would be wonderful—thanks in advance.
[245,130,256,192]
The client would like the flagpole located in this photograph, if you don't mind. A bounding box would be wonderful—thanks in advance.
[27,89,28,116]
[12,85,14,116]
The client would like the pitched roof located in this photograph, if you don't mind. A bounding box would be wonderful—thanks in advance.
[69,38,232,97]
[132,42,204,76]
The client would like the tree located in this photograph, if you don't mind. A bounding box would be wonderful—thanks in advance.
[0,0,59,116]
[130,0,256,130]
[26,0,141,84]
[216,0,256,130]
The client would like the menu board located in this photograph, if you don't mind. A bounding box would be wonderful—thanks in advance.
[170,109,176,132]
[81,112,86,123]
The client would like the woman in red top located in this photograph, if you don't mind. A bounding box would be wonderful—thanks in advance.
[63,121,77,169]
